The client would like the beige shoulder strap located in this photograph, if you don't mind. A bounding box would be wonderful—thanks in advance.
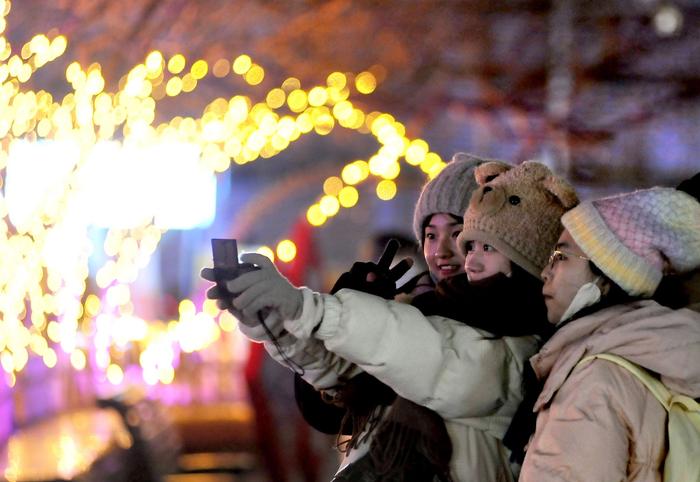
[577,353,671,411]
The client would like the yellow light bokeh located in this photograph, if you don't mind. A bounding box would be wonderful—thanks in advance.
[70,350,87,370]
[313,112,334,135]
[145,50,163,73]
[256,245,275,262]
[281,77,301,91]
[306,204,326,226]
[244,64,264,85]
[323,176,343,196]
[355,71,377,94]
[178,299,196,318]
[341,162,361,185]
[106,363,124,385]
[232,54,252,75]
[276,239,297,263]
[181,73,197,93]
[381,161,400,180]
[307,86,328,107]
[47,321,61,343]
[421,152,443,176]
[51,35,68,58]
[159,365,175,384]
[296,112,313,133]
[332,100,353,121]
[327,71,347,89]
[191,59,208,79]
[376,180,397,200]
[338,186,359,208]
[287,89,308,113]
[42,348,56,368]
[319,195,340,217]
[203,299,219,317]
[167,54,186,74]
[405,139,429,165]
[266,88,286,109]
[0,13,445,386]
[218,311,237,332]
[212,58,230,78]
[165,76,183,96]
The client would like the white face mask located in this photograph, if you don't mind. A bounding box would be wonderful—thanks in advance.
[557,277,602,326]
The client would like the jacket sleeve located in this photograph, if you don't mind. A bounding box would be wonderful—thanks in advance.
[236,306,363,391]
[519,361,634,482]
[284,288,535,421]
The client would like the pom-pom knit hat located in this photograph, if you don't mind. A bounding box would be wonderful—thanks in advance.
[459,161,579,279]
[561,187,700,297]
[412,152,490,244]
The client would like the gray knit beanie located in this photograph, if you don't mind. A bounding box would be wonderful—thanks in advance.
[412,152,489,244]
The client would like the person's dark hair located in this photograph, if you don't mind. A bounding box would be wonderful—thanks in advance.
[588,261,635,305]
[677,172,700,203]
[421,213,462,241]
[653,270,700,309]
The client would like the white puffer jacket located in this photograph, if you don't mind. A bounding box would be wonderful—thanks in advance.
[240,288,539,482]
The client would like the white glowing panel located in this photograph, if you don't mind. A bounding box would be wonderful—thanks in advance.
[5,140,81,229]
[5,140,216,230]
[149,143,217,230]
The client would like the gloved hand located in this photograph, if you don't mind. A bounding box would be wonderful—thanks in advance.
[200,266,235,311]
[201,266,261,330]
[227,253,304,324]
[330,239,413,299]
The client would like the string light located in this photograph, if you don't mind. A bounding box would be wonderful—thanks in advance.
[0,1,444,388]
[276,239,297,263]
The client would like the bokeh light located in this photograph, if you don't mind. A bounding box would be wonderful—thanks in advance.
[276,239,297,263]
[0,4,442,388]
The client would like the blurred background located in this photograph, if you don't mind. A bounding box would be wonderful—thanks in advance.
[0,0,698,481]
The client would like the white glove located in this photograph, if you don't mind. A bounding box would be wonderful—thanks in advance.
[227,253,303,324]
[237,311,286,341]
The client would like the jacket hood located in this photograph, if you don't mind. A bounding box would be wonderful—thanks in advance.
[532,300,700,410]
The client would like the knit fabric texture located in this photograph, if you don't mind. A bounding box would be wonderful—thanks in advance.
[562,187,700,297]
[459,161,579,278]
[412,152,489,244]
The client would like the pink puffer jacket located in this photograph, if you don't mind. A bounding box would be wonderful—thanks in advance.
[520,300,700,482]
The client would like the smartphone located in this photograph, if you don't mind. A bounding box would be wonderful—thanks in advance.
[211,238,259,294]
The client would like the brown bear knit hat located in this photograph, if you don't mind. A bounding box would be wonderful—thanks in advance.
[458,161,579,278]
[412,152,495,244]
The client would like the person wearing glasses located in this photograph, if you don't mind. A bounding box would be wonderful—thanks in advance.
[513,187,700,482]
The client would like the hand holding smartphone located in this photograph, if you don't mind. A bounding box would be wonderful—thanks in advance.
[210,238,259,295]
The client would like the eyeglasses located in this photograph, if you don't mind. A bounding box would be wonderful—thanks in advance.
[546,249,590,269]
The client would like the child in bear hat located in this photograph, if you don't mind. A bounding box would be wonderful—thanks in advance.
[517,187,700,482]
[205,159,578,481]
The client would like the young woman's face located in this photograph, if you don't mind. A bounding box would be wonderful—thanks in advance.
[541,229,598,324]
[464,240,512,282]
[423,213,465,281]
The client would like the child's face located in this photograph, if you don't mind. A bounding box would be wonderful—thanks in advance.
[423,213,465,281]
[464,240,512,282]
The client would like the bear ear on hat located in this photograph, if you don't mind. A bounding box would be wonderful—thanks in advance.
[518,161,578,209]
[474,161,511,186]
[519,161,555,180]
[542,175,579,209]
[451,152,484,163]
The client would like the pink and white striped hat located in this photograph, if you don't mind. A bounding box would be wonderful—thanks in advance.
[562,187,700,297]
